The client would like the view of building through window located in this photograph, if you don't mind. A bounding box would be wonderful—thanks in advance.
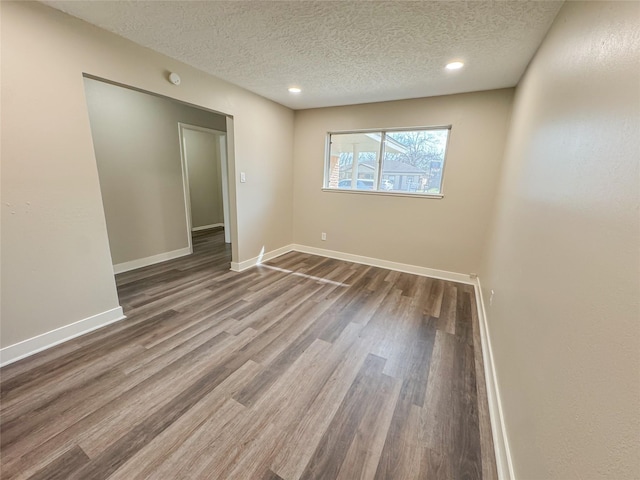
[325,128,450,195]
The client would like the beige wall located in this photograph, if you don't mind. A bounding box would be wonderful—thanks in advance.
[480,2,640,478]
[0,1,294,348]
[84,77,226,265]
[183,128,224,229]
[293,89,514,274]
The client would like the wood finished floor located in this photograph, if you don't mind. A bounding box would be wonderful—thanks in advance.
[0,228,497,480]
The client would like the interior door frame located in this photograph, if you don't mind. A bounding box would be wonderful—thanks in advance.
[178,123,232,250]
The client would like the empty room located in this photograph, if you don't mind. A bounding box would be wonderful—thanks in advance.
[1,1,638,480]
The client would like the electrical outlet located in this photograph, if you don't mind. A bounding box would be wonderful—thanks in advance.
[321,232,327,241]
[240,172,246,183]
[489,289,495,306]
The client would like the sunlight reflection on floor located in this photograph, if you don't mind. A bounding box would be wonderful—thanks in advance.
[257,264,350,288]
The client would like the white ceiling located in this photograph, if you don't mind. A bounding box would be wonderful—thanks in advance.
[44,1,563,110]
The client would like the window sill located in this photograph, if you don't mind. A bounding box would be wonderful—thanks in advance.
[321,188,444,199]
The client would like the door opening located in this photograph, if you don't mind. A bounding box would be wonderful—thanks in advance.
[179,123,231,249]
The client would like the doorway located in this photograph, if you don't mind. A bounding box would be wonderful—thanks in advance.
[179,124,231,248]
[83,75,237,277]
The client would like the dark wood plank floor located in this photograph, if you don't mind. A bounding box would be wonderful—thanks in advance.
[0,227,497,480]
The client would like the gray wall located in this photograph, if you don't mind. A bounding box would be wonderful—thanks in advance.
[183,128,224,229]
[83,77,226,266]
[480,2,640,478]
[293,89,514,274]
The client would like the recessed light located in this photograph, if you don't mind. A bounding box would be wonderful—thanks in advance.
[288,87,302,93]
[446,61,464,70]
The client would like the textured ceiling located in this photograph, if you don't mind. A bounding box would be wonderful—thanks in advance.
[44,1,563,109]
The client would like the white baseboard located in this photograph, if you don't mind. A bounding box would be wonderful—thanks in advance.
[0,306,126,367]
[230,243,474,285]
[291,244,474,285]
[474,278,515,480]
[230,244,295,272]
[192,223,224,232]
[113,246,192,274]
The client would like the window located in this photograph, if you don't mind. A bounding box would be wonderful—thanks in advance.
[324,127,450,196]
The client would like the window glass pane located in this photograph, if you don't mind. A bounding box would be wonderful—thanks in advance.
[327,132,381,190]
[381,129,449,194]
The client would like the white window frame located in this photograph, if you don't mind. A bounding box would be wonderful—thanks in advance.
[322,125,452,199]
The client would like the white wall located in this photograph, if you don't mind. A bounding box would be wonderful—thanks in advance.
[292,89,514,275]
[0,1,294,348]
[183,128,224,229]
[480,2,640,478]
[84,77,226,265]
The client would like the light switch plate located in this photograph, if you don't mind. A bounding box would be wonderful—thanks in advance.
[240,172,246,183]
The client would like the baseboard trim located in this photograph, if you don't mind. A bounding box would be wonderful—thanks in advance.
[230,243,474,285]
[113,246,192,274]
[0,307,126,367]
[473,278,515,480]
[291,244,474,285]
[230,244,295,272]
[192,223,224,232]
